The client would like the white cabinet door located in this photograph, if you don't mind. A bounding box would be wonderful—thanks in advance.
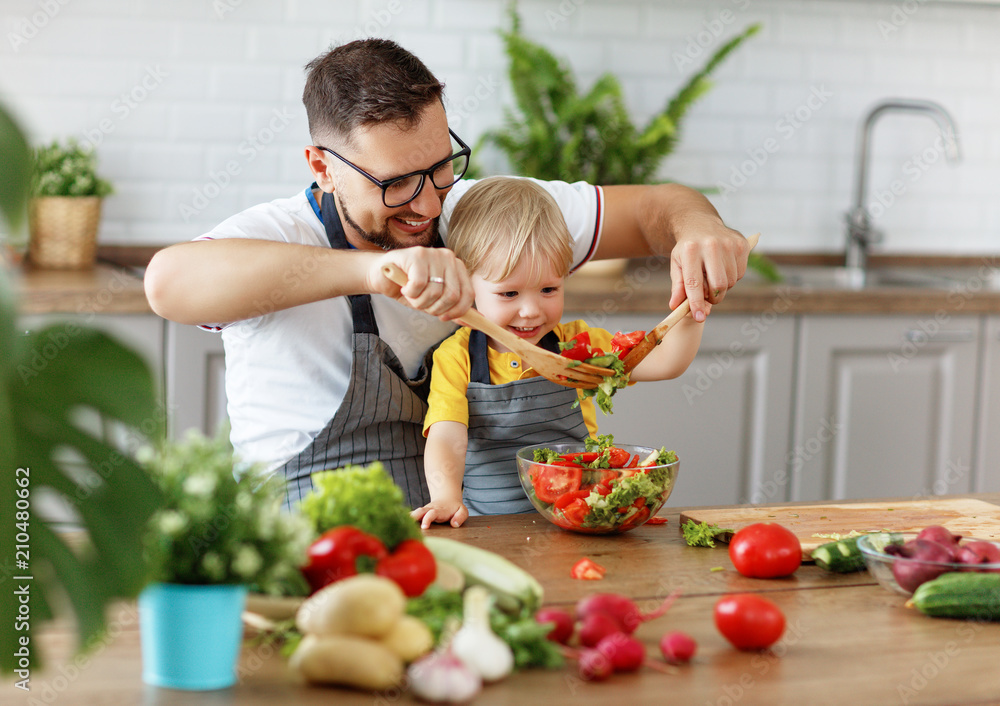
[165,322,228,439]
[793,315,979,501]
[974,315,1000,493]
[565,312,796,508]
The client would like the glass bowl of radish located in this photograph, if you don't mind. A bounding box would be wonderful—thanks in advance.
[857,527,1000,596]
[515,438,679,534]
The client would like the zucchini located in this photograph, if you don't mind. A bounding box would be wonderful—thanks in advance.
[812,533,900,573]
[910,572,1000,620]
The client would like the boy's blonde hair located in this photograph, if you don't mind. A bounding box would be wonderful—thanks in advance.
[447,176,574,282]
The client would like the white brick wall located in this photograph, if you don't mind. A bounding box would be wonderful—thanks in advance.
[1,0,998,255]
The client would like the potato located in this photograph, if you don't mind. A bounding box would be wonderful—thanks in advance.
[380,615,434,663]
[290,633,403,690]
[296,574,405,638]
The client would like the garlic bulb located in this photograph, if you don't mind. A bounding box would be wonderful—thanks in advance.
[450,586,514,682]
[407,648,481,704]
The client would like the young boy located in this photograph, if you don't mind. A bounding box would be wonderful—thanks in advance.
[411,177,704,528]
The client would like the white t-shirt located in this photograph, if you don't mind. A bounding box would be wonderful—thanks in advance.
[198,178,605,476]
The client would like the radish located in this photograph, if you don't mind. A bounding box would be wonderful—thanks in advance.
[575,589,682,634]
[660,631,697,664]
[534,607,574,644]
[578,611,621,647]
[956,541,1000,571]
[577,648,613,681]
[595,632,644,672]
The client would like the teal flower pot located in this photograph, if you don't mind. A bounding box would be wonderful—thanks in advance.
[139,583,248,690]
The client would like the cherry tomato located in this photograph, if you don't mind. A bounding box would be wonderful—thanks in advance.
[714,593,786,651]
[607,447,631,468]
[728,523,802,578]
[570,557,606,580]
[530,463,583,504]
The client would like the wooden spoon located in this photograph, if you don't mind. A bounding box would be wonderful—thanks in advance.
[381,264,616,388]
[620,232,761,375]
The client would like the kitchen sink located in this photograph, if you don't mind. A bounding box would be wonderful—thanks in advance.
[774,265,1000,292]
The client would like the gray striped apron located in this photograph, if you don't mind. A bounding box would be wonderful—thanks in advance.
[280,191,435,510]
[463,329,589,515]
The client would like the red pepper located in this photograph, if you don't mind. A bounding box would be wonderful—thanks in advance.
[375,539,437,597]
[301,526,388,593]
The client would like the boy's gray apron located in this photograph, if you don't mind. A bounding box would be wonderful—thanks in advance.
[280,190,437,510]
[463,329,589,515]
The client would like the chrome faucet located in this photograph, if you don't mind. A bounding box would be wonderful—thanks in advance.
[845,99,961,273]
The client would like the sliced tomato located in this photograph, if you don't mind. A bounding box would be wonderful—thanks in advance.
[559,331,593,361]
[611,330,647,359]
[620,505,650,530]
[593,483,613,497]
[562,498,591,526]
[646,516,669,525]
[607,447,631,468]
[570,557,606,580]
[531,464,583,504]
[553,489,590,510]
[626,454,640,468]
[560,451,600,465]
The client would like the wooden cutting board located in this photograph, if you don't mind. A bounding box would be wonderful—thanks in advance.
[679,498,1000,559]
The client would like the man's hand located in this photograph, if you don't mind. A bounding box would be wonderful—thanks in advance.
[369,247,475,321]
[669,225,752,322]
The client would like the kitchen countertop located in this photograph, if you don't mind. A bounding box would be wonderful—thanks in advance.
[31,493,1000,705]
[10,249,1000,316]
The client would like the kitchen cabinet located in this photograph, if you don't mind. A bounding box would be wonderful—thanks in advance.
[164,321,228,439]
[567,312,796,507]
[791,314,979,501]
[974,315,1000,493]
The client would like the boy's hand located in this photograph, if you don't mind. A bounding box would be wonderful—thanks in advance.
[411,498,470,529]
[370,247,474,321]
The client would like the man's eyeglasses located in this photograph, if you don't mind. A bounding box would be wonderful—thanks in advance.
[316,129,471,208]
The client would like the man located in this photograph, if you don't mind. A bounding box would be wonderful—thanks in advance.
[144,39,752,509]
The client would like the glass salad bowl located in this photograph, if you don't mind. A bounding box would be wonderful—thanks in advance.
[516,442,680,534]
[858,532,1000,596]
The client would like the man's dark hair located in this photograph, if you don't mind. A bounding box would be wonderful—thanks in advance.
[303,39,445,145]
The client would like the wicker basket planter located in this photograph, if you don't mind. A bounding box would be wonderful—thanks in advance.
[28,196,102,269]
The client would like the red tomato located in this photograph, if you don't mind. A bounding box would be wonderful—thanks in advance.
[562,499,591,526]
[714,594,785,650]
[611,330,647,359]
[560,451,600,465]
[374,539,437,597]
[728,523,802,578]
[531,464,583,504]
[560,331,593,361]
[620,505,650,530]
[553,489,590,509]
[570,557,606,580]
[607,447,631,468]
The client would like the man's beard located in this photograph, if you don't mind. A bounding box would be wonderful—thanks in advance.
[338,192,439,251]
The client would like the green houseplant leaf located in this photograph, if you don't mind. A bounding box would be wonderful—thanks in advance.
[0,107,32,233]
[0,101,163,676]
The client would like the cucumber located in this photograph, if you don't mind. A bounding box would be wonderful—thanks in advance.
[423,536,543,614]
[910,572,1000,620]
[812,532,901,573]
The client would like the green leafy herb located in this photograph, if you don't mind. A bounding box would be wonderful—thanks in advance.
[532,447,562,463]
[406,587,563,670]
[682,520,734,548]
[299,462,424,550]
[576,355,628,415]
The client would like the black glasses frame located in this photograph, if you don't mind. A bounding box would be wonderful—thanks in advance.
[315,128,471,208]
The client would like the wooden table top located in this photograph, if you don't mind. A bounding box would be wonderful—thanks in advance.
[24,494,1000,705]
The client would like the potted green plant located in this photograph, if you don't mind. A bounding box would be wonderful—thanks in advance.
[2,103,165,679]
[138,429,311,691]
[28,138,113,270]
[478,4,780,282]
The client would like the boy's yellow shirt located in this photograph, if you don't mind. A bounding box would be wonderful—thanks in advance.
[423,320,615,438]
